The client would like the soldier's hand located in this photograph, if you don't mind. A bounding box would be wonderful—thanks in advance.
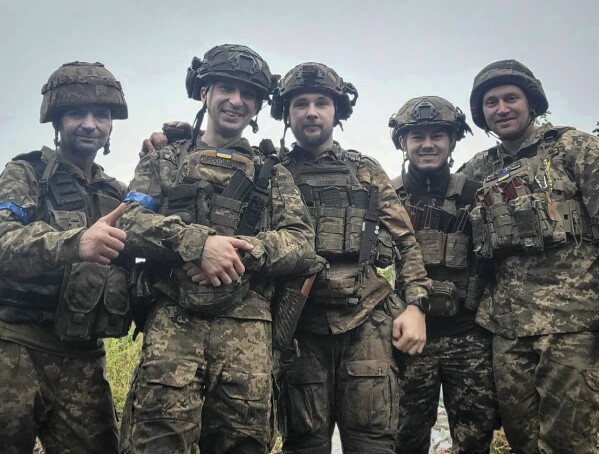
[392,305,426,355]
[139,122,192,157]
[200,236,253,287]
[79,203,127,265]
[182,261,209,285]
[139,132,167,157]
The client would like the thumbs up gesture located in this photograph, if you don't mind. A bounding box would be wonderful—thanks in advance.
[78,203,127,264]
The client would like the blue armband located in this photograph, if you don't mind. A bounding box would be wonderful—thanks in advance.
[124,192,159,212]
[0,201,32,224]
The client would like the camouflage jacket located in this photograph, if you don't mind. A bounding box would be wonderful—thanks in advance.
[119,137,314,321]
[282,142,431,334]
[459,123,599,337]
[0,146,125,356]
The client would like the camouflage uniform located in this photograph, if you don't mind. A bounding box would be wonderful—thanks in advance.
[460,59,599,454]
[118,135,314,452]
[0,62,129,454]
[390,96,498,454]
[270,64,431,454]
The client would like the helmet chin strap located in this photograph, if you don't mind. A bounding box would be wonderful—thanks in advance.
[190,104,207,150]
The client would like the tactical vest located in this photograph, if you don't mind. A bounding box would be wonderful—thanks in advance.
[396,174,481,316]
[282,149,394,308]
[159,145,277,315]
[470,127,594,258]
[0,151,132,341]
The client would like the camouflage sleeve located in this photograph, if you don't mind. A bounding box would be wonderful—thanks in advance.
[0,160,83,278]
[457,150,492,181]
[117,146,216,262]
[569,131,599,225]
[360,157,431,302]
[236,163,315,275]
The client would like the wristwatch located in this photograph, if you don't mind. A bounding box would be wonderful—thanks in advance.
[407,298,430,315]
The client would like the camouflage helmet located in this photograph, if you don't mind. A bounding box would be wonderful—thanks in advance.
[470,59,549,130]
[40,61,128,123]
[388,96,472,150]
[270,62,358,122]
[185,44,276,104]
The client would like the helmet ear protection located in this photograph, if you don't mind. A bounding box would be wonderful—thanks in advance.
[185,57,203,100]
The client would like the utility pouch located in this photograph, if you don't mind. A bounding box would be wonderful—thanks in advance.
[345,206,366,255]
[428,280,459,317]
[49,210,87,230]
[445,233,469,269]
[54,262,108,342]
[511,195,544,252]
[464,275,483,311]
[165,182,200,224]
[415,230,446,265]
[315,206,346,255]
[470,206,492,258]
[175,269,251,315]
[311,262,362,306]
[374,229,394,268]
[209,195,245,235]
[95,266,132,338]
[488,202,517,250]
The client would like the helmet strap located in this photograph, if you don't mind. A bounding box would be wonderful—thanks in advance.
[190,104,207,150]
[280,124,289,152]
[103,138,111,155]
[250,118,259,134]
[53,128,60,150]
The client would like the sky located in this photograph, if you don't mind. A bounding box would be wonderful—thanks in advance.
[0,0,597,184]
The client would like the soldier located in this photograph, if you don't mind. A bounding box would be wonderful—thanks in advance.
[388,96,499,453]
[117,44,315,454]
[267,63,431,454]
[0,62,131,454]
[459,59,599,453]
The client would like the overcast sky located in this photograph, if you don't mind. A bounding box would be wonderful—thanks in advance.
[1,0,597,184]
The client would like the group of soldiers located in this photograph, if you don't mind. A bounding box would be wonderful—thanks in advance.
[0,43,597,454]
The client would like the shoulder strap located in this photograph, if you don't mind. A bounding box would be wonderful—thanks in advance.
[445,173,467,200]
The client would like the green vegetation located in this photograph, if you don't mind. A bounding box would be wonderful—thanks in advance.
[104,331,143,412]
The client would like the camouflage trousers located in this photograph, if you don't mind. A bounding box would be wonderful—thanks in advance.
[0,339,118,454]
[276,308,400,454]
[493,331,599,454]
[119,301,273,454]
[394,327,499,454]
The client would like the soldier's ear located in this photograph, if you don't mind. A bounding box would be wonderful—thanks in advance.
[200,86,209,104]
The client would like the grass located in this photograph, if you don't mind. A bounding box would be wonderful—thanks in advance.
[104,330,143,412]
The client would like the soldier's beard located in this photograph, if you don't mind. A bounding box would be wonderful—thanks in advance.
[292,124,334,151]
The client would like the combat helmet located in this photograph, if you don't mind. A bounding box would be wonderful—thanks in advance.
[40,61,128,123]
[185,44,276,105]
[388,96,472,150]
[470,59,549,130]
[270,62,358,123]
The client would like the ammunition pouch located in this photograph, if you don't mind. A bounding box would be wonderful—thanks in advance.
[174,268,251,315]
[416,230,469,269]
[473,194,591,256]
[209,195,246,235]
[315,206,346,255]
[54,263,132,341]
[374,229,394,268]
[345,206,367,255]
[464,275,483,311]
[428,280,459,317]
